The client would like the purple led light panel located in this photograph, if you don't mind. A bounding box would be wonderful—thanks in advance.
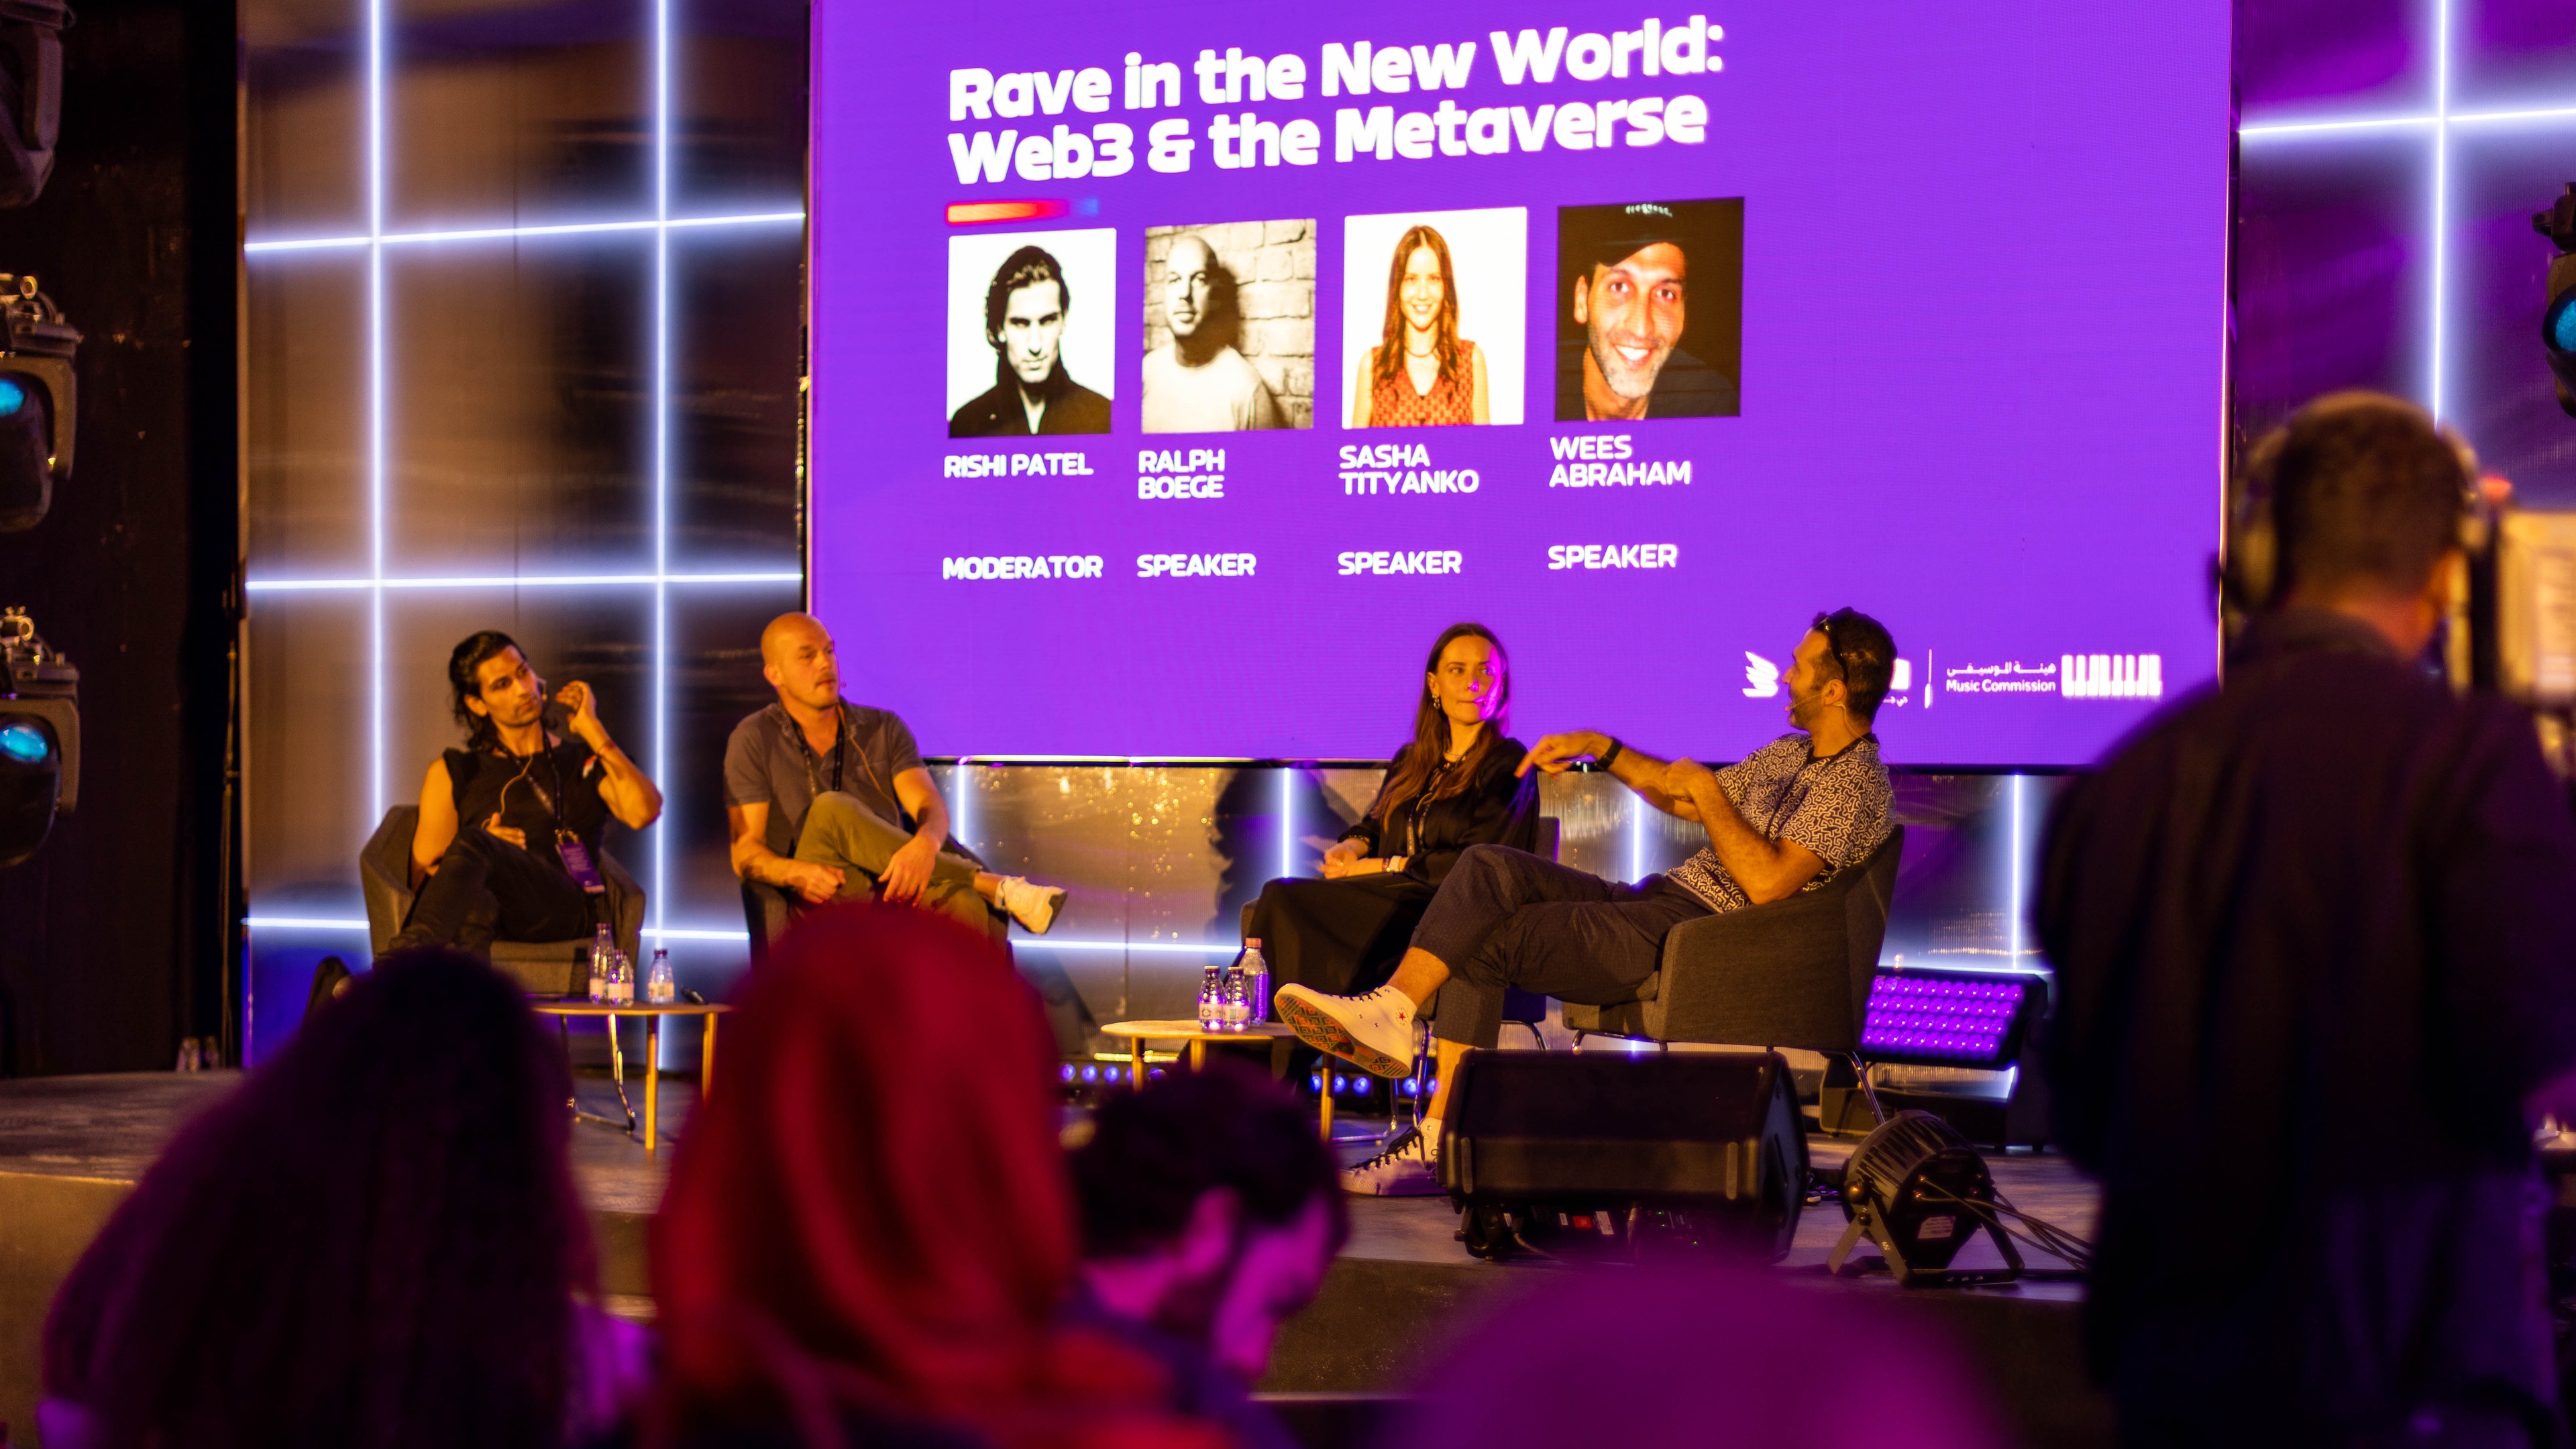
[1860,975,2029,1064]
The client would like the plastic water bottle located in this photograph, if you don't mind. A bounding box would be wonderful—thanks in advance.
[1220,962,1249,1031]
[1197,960,1224,1030]
[586,943,608,1004]
[647,947,676,1004]
[610,951,636,1005]
[1239,938,1270,1026]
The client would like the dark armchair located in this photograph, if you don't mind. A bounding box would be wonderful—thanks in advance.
[360,805,645,996]
[1560,827,1907,1115]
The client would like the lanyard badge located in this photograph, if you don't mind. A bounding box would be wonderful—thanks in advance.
[556,832,608,895]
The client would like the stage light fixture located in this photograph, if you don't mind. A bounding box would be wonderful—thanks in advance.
[0,0,68,208]
[2534,185,2576,417]
[0,273,75,531]
[1858,967,2045,1068]
[0,604,76,869]
[1828,1110,2023,1286]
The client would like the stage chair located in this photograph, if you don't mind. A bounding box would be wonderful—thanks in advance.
[1558,826,1907,1125]
[359,805,645,996]
[741,878,792,965]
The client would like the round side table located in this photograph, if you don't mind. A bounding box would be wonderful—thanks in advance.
[1099,1020,1347,1138]
[533,1000,730,1152]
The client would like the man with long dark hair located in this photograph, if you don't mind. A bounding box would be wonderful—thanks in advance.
[2039,394,2576,1446]
[1281,610,1897,1193]
[949,243,1111,437]
[387,630,661,956]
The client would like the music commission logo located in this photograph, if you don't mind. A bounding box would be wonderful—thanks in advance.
[2061,653,2162,700]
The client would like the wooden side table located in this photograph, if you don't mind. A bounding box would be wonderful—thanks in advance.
[533,1001,730,1152]
[1099,1020,1349,1138]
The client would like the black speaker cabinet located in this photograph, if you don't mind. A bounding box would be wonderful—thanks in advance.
[1438,1049,1808,1264]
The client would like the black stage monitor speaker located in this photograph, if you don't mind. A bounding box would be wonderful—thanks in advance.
[1438,1049,1807,1265]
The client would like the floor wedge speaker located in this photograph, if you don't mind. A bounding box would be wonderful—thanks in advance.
[1438,1049,1808,1265]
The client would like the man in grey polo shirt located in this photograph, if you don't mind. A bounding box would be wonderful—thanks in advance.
[722,612,1065,941]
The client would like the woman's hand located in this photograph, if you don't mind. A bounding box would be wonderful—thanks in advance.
[1320,839,1366,879]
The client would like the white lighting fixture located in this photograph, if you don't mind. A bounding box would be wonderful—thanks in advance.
[244,0,808,981]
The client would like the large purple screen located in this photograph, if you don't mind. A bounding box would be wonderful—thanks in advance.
[810,1,2229,764]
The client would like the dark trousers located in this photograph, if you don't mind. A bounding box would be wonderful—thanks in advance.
[389,826,593,956]
[1413,843,1709,1049]
[1251,874,1434,998]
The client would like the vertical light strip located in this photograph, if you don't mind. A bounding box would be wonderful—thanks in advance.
[2429,0,2451,421]
[1278,765,1294,879]
[650,0,674,945]
[2008,773,2025,965]
[1628,792,1644,881]
[366,0,388,822]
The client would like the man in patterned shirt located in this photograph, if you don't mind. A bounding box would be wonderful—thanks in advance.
[1279,609,1898,1194]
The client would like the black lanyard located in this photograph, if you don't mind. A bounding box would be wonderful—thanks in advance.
[498,739,570,841]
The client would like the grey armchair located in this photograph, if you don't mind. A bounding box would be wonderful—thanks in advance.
[1560,827,1907,1116]
[360,805,645,996]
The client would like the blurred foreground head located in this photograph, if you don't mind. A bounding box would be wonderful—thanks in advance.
[1071,1062,1347,1382]
[651,904,1223,1448]
[43,949,592,1449]
[2236,391,2471,614]
[1386,1269,2002,1449]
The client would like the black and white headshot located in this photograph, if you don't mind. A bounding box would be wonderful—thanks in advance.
[946,228,1116,437]
[1141,221,1315,433]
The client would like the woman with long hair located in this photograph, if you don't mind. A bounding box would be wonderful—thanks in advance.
[40,951,636,1449]
[1247,624,1536,1026]
[639,904,1228,1449]
[1348,225,1491,427]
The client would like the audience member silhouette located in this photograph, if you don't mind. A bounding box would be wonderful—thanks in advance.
[40,949,635,1449]
[643,904,1231,1449]
[1068,1063,1347,1449]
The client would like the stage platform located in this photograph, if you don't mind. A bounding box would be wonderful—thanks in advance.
[0,1074,2114,1447]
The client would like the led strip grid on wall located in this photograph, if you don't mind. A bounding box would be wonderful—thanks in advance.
[2233,0,2576,423]
[242,0,806,949]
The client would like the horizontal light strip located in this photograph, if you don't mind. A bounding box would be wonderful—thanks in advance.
[247,571,802,593]
[248,915,754,945]
[244,209,806,254]
[1015,940,1241,953]
[244,917,1232,955]
[2242,105,2576,142]
[2239,113,2436,138]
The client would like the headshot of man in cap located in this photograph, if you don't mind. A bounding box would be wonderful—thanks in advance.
[1554,200,1743,423]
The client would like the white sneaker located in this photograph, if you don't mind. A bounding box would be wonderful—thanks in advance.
[1341,1124,1442,1196]
[996,876,1066,935]
[1277,983,1416,1077]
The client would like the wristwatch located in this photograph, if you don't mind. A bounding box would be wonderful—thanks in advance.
[1599,739,1624,771]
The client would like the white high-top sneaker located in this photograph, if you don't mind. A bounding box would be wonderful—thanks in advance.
[1275,983,1416,1077]
[995,876,1066,934]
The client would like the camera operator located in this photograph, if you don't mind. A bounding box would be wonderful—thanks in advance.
[2039,392,2576,1448]
[386,631,661,957]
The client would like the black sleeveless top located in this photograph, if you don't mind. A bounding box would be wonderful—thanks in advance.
[445,739,610,851]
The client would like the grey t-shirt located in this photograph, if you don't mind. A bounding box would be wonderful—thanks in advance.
[721,701,928,858]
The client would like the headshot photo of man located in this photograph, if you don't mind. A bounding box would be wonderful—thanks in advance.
[1553,199,1743,423]
[947,230,1114,437]
[1141,223,1313,433]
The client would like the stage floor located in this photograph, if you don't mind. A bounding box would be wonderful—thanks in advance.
[0,1074,2114,1446]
